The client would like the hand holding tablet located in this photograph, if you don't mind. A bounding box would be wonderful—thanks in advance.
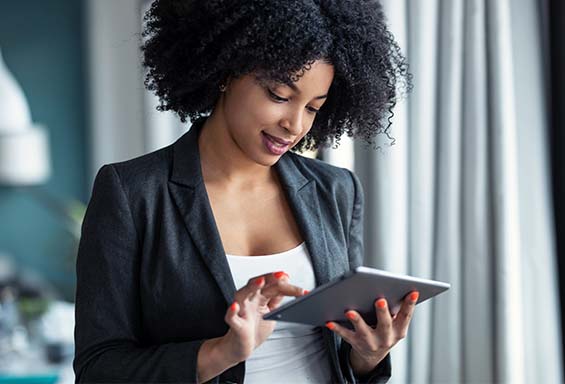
[263,266,450,328]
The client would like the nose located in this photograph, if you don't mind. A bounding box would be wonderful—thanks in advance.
[279,110,306,136]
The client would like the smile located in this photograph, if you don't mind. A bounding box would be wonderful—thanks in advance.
[261,132,291,155]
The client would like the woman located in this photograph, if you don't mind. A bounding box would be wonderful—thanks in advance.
[73,0,414,383]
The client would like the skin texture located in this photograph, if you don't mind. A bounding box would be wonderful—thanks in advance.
[197,273,305,383]
[195,60,418,382]
[329,293,420,375]
[197,61,336,382]
[199,61,335,257]
[222,274,302,364]
[198,60,335,185]
[141,1,415,381]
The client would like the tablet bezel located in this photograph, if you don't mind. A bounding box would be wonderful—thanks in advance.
[263,266,450,328]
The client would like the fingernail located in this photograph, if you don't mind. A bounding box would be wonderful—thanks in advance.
[255,276,265,286]
[326,322,336,330]
[376,298,387,309]
[410,291,419,302]
[274,271,289,279]
[303,289,310,295]
[230,302,238,311]
[345,311,356,320]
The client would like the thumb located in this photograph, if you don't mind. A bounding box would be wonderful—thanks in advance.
[267,294,285,311]
[225,301,243,329]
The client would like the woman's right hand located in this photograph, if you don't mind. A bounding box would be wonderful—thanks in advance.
[220,271,306,363]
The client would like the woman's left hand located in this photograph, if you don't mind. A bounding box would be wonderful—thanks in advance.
[325,291,419,375]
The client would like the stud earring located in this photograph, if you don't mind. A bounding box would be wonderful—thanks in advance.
[219,83,227,92]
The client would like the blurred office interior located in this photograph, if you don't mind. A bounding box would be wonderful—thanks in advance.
[0,0,564,383]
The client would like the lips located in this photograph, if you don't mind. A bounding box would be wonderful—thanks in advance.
[261,132,291,155]
[263,132,292,146]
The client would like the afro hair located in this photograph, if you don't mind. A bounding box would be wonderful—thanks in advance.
[142,0,411,151]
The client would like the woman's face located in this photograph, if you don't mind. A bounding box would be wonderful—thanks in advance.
[217,60,334,166]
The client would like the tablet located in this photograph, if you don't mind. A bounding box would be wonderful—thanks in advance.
[263,266,450,328]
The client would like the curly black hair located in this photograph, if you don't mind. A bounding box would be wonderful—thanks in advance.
[142,0,411,151]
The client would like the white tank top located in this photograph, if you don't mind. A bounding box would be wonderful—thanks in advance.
[225,242,333,383]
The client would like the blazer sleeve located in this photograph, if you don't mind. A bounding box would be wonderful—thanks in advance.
[338,169,392,384]
[73,164,211,383]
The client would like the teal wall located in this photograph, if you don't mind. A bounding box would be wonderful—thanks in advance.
[0,0,88,302]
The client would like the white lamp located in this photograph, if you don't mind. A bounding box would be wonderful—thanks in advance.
[0,47,85,243]
[0,47,51,186]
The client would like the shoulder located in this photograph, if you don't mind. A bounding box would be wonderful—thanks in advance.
[92,144,173,198]
[285,151,361,198]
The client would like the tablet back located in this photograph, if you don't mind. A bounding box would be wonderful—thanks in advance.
[263,266,450,328]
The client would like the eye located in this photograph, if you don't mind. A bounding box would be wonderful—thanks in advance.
[267,89,288,102]
[268,88,320,114]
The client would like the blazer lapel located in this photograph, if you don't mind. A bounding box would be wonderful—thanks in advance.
[274,156,334,286]
[168,117,237,305]
[168,116,333,307]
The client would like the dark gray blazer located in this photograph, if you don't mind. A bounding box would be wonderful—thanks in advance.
[73,116,391,383]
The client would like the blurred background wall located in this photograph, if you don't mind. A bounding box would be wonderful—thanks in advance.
[0,0,87,302]
[0,0,563,382]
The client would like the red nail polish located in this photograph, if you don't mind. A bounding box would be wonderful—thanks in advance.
[345,311,356,320]
[376,299,386,309]
[255,276,265,286]
[274,271,289,279]
[230,302,237,311]
[326,322,336,330]
[410,291,419,302]
[303,289,310,295]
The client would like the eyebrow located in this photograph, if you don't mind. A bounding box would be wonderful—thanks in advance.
[284,81,328,100]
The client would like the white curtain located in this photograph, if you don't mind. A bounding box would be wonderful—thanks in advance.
[86,0,189,182]
[90,0,563,382]
[140,0,191,153]
[328,0,564,382]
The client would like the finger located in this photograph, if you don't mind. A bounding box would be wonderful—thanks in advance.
[267,271,309,297]
[267,294,285,310]
[374,298,394,347]
[260,279,305,298]
[393,291,419,339]
[267,286,309,310]
[344,310,373,338]
[266,272,292,309]
[256,270,290,287]
[272,271,290,280]
[235,275,266,302]
[236,271,290,301]
[266,271,298,309]
[224,301,243,329]
[325,321,356,345]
